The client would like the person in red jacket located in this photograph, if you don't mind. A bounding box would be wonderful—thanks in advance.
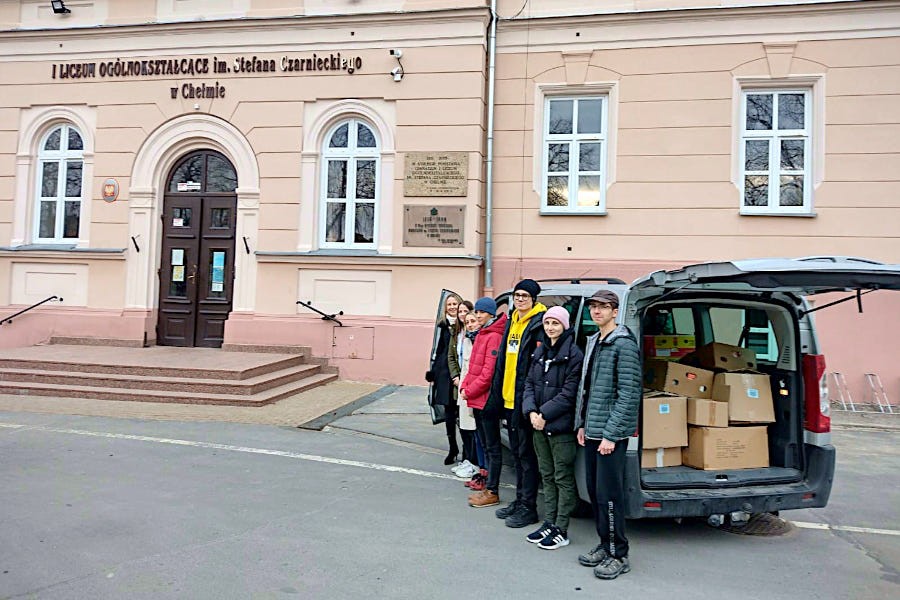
[460,296,508,508]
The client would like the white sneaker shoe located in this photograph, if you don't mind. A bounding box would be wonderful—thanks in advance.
[454,463,478,479]
[451,460,471,475]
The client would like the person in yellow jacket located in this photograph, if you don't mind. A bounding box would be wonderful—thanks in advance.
[486,279,547,528]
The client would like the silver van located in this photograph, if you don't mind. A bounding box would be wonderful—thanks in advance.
[432,256,900,522]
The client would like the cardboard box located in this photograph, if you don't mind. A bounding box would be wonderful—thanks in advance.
[641,447,683,469]
[644,360,714,399]
[643,335,695,361]
[712,372,775,423]
[642,392,688,448]
[694,342,758,372]
[687,397,729,427]
[682,426,769,470]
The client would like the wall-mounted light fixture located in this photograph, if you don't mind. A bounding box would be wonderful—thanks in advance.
[51,1,71,14]
[389,48,404,82]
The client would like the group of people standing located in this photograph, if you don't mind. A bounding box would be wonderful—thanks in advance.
[426,280,641,580]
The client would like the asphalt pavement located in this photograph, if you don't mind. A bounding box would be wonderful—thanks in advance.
[1,386,898,599]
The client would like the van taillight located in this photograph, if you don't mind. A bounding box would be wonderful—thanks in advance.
[802,354,830,433]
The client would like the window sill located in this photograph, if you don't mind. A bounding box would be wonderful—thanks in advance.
[539,209,608,216]
[0,245,127,260]
[255,251,483,267]
[739,211,817,218]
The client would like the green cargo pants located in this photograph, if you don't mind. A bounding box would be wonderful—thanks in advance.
[532,430,577,532]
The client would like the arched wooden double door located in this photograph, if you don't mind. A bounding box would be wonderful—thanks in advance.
[157,150,237,347]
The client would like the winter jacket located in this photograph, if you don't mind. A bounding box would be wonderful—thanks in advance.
[457,334,476,430]
[574,324,642,442]
[460,313,508,411]
[522,329,584,435]
[486,305,547,425]
[426,318,453,407]
[448,322,462,401]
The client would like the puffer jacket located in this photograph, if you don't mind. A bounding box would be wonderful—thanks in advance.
[460,313,508,410]
[574,324,642,442]
[485,306,547,425]
[522,329,584,435]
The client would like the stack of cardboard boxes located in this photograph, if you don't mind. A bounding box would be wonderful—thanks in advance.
[641,339,774,471]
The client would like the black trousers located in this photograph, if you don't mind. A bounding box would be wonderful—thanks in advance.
[475,408,503,493]
[444,402,459,455]
[505,407,540,510]
[460,429,477,464]
[584,438,629,559]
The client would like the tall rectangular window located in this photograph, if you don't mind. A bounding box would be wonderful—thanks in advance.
[740,90,811,214]
[542,96,607,214]
[34,124,83,242]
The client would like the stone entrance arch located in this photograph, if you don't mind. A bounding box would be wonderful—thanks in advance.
[127,115,259,343]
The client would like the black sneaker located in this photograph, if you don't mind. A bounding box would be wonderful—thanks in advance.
[495,499,520,520]
[538,527,570,550]
[525,522,555,544]
[578,544,609,567]
[593,555,631,580]
[504,504,539,528]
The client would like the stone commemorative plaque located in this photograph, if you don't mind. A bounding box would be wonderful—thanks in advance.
[403,205,465,248]
[404,152,468,197]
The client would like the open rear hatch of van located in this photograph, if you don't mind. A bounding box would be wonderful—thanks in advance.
[631,256,900,491]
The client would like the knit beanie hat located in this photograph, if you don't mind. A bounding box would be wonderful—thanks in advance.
[473,296,497,316]
[542,306,571,330]
[513,278,541,300]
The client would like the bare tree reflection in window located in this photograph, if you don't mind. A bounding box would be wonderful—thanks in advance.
[357,123,376,148]
[65,161,83,197]
[744,175,769,206]
[745,140,769,171]
[780,140,804,170]
[549,100,573,134]
[547,143,569,172]
[547,176,568,207]
[579,143,601,171]
[325,203,345,242]
[355,203,374,243]
[169,155,203,192]
[778,94,805,130]
[44,128,61,151]
[41,162,59,197]
[327,160,348,199]
[63,201,80,238]
[39,202,56,238]
[356,160,376,199]
[577,176,601,207]
[67,128,83,151]
[329,123,349,148]
[206,154,237,192]
[779,175,803,206]
[746,94,773,130]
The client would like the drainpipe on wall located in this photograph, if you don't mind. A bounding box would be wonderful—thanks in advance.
[484,0,498,292]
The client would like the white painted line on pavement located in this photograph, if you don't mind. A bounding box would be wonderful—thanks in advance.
[792,521,900,537]
[0,422,25,429]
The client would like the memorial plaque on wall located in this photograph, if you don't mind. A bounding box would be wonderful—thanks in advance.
[403,206,465,248]
[404,152,468,197]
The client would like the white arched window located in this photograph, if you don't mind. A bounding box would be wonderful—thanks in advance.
[34,123,84,242]
[320,118,379,248]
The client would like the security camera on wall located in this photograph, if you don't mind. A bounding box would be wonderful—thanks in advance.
[391,67,403,82]
[389,49,403,58]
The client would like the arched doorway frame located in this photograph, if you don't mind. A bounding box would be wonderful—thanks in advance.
[127,115,260,323]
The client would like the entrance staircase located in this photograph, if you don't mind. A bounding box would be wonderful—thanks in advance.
[0,343,338,406]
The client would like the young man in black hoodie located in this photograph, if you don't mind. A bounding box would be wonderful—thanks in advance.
[486,279,547,528]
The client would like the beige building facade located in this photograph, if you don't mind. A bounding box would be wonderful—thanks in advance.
[0,0,897,398]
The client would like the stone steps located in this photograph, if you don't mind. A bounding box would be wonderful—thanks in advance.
[0,344,339,406]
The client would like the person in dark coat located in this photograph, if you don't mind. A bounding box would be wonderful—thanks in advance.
[425,293,462,465]
[574,290,641,580]
[521,306,584,550]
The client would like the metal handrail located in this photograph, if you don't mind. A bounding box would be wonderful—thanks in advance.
[0,295,63,326]
[296,299,343,327]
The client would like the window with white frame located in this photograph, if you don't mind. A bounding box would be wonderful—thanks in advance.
[741,90,811,213]
[542,96,607,213]
[34,123,84,242]
[320,118,379,248]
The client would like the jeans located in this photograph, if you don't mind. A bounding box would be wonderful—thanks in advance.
[533,431,577,532]
[460,429,477,465]
[505,407,540,510]
[475,408,503,493]
[584,438,629,559]
[444,402,459,456]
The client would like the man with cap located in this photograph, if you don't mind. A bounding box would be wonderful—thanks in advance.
[574,289,641,580]
[486,279,547,528]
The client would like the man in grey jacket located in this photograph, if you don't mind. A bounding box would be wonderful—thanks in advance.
[574,290,641,580]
